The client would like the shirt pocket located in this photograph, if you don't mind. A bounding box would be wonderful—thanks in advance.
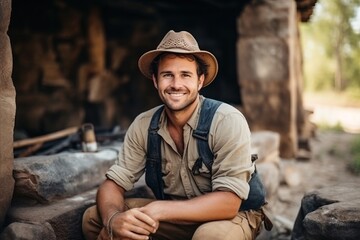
[161,156,172,176]
[187,157,212,193]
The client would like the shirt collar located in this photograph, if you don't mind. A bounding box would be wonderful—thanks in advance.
[187,95,204,130]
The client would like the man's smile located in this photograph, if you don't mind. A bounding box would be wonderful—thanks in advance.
[166,92,187,97]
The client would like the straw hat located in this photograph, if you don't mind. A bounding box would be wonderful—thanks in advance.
[138,30,218,87]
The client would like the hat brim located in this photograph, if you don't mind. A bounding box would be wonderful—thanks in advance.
[138,49,218,88]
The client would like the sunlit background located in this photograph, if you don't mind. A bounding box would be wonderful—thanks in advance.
[301,0,360,133]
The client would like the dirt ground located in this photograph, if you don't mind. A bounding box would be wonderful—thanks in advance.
[268,124,360,239]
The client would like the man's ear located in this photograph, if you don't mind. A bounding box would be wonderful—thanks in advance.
[152,74,158,89]
[198,74,205,91]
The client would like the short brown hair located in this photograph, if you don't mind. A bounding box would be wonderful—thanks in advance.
[150,53,209,79]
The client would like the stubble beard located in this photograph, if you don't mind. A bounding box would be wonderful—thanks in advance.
[162,91,199,113]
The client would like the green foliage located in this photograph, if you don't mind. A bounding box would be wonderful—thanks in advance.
[301,0,360,92]
[317,121,344,132]
[344,87,360,101]
[304,90,360,107]
[350,135,360,174]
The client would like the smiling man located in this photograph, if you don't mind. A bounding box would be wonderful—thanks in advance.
[82,30,268,240]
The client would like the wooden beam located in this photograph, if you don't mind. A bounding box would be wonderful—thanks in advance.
[13,127,79,149]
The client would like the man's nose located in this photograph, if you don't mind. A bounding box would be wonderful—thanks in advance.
[171,75,182,87]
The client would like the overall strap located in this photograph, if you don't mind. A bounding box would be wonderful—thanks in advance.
[145,105,167,200]
[192,98,266,211]
[145,99,266,211]
[192,98,222,174]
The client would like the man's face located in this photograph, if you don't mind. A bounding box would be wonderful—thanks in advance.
[152,54,204,112]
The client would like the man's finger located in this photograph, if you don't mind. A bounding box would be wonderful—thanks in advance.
[131,208,158,230]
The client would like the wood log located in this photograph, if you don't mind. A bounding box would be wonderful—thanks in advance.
[13,127,79,149]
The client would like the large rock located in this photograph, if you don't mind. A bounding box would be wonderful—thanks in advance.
[0,222,56,240]
[251,131,280,202]
[0,0,16,229]
[292,183,360,240]
[13,148,119,203]
[2,184,154,240]
[251,131,280,163]
[3,189,96,240]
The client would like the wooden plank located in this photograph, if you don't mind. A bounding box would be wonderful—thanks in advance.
[13,127,79,149]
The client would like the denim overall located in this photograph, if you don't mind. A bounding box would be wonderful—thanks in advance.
[145,98,266,211]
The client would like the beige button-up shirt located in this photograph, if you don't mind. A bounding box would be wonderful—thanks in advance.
[106,96,254,200]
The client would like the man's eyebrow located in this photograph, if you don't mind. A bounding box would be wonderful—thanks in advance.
[180,70,193,74]
[159,70,194,75]
[159,70,173,75]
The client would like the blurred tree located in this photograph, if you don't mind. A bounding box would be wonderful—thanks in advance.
[301,0,360,92]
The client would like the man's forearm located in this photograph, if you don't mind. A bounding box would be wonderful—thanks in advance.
[96,179,126,227]
[140,191,242,223]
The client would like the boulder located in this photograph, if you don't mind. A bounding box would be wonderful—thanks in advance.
[292,183,360,240]
[13,148,119,203]
[251,131,280,163]
[4,189,96,240]
[252,131,281,204]
[0,222,56,240]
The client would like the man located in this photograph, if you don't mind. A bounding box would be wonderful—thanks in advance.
[82,30,265,240]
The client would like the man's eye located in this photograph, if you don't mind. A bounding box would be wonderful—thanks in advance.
[182,74,191,78]
[163,74,173,78]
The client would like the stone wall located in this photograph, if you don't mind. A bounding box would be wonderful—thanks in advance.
[10,1,159,136]
[8,0,312,159]
[9,0,246,138]
[237,0,304,158]
[0,0,16,228]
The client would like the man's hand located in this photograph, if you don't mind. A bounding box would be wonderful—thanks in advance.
[139,192,241,224]
[102,208,158,240]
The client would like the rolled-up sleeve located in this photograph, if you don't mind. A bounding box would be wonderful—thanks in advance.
[105,111,152,191]
[210,105,254,200]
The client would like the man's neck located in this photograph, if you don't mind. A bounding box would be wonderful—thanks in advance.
[165,96,200,155]
[165,96,200,129]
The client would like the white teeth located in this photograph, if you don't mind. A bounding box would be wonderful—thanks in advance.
[169,93,185,96]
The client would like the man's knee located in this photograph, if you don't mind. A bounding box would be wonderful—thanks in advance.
[81,199,154,240]
[82,205,102,240]
[192,220,247,240]
[192,211,262,240]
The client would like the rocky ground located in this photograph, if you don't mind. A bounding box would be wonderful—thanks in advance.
[268,130,360,239]
[266,96,360,239]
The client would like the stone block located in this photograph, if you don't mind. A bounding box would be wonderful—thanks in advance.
[257,162,280,200]
[5,189,97,240]
[13,148,119,203]
[0,222,56,240]
[237,0,295,38]
[291,183,360,240]
[237,37,289,83]
[251,131,280,163]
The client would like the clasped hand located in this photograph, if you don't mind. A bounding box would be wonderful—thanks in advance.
[97,207,158,240]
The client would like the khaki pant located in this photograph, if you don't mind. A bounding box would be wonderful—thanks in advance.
[82,198,264,240]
